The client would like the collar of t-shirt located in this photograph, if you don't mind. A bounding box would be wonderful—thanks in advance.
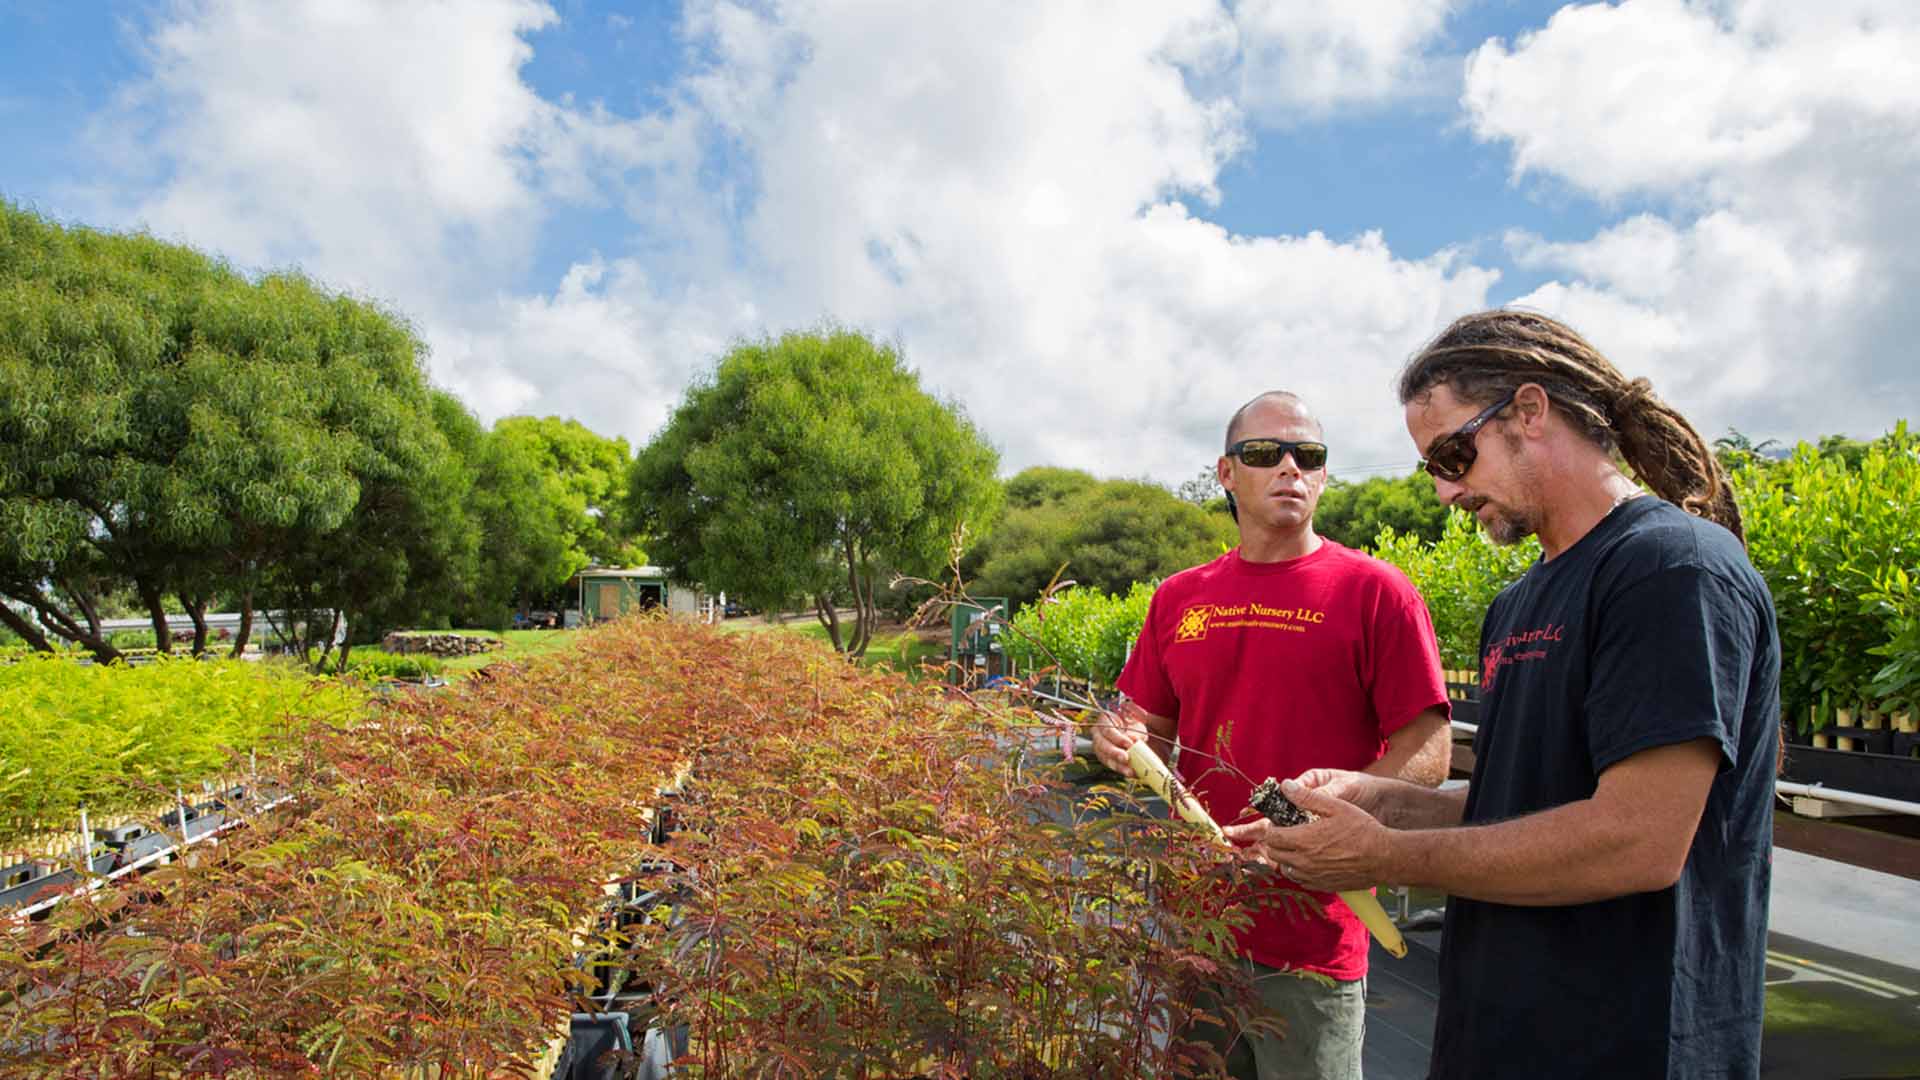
[1228,539,1337,576]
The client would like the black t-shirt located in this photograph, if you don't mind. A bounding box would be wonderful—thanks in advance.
[1429,497,1780,1080]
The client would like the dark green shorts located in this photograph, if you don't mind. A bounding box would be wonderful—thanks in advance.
[1192,959,1366,1080]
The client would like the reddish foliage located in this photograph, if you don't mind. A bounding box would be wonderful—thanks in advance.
[2,618,1270,1076]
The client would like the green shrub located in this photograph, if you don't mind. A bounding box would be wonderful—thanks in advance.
[105,628,157,650]
[1734,424,1920,726]
[1004,581,1155,688]
[317,650,446,680]
[1371,511,1539,670]
[0,656,367,841]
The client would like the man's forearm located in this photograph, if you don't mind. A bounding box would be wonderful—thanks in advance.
[1380,779,1467,830]
[1389,796,1670,905]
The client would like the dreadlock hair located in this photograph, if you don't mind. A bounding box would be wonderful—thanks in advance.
[1397,310,1744,543]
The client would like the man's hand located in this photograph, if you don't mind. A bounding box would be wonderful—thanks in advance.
[1288,768,1390,821]
[1222,779,1396,893]
[1091,709,1151,777]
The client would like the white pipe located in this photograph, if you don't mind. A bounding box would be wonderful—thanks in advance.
[1446,722,1920,818]
[1775,780,1920,818]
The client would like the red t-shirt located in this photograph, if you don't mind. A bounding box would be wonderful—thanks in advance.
[1116,540,1449,978]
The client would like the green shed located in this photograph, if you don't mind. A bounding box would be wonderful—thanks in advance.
[576,566,695,622]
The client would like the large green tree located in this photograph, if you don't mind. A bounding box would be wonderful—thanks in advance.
[1313,470,1451,549]
[0,203,365,660]
[630,328,1000,657]
[249,321,480,668]
[435,401,572,627]
[493,415,644,575]
[964,467,1236,609]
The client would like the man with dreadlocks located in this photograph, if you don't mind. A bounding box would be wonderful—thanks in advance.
[1236,311,1781,1079]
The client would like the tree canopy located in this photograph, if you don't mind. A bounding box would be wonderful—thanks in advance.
[493,416,643,572]
[0,202,618,664]
[629,327,1000,657]
[963,467,1236,610]
[1313,470,1451,549]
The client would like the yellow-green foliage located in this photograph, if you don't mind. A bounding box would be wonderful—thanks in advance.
[1372,511,1540,670]
[1733,423,1920,722]
[1004,581,1155,688]
[0,656,366,840]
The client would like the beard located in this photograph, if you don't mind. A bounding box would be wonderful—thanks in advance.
[1463,496,1539,546]
[1485,506,1540,546]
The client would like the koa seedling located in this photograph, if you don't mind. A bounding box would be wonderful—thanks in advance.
[1249,777,1313,828]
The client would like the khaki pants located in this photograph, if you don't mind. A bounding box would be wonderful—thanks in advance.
[1191,959,1366,1080]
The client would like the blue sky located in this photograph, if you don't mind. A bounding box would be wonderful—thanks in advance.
[3,1,1916,484]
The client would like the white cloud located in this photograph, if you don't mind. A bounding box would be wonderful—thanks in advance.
[72,0,1506,482]
[1233,0,1462,117]
[602,0,1496,479]
[1468,0,1920,443]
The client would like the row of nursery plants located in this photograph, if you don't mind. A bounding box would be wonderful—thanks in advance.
[0,655,366,846]
[315,649,447,681]
[3,616,1273,1076]
[1002,581,1154,688]
[1005,425,1919,733]
[1733,425,1920,731]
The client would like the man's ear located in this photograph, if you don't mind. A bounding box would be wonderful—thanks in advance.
[1514,382,1553,435]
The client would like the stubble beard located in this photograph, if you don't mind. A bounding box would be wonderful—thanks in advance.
[1483,505,1539,546]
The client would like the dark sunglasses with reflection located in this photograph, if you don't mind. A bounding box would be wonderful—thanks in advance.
[1419,391,1517,483]
[1226,438,1329,471]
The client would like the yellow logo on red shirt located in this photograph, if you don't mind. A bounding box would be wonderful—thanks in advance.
[1175,604,1216,642]
[1174,602,1327,644]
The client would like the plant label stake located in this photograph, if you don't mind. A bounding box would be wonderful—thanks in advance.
[1124,742,1407,959]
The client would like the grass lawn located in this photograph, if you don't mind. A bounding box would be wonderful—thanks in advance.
[720,614,951,677]
[437,629,588,681]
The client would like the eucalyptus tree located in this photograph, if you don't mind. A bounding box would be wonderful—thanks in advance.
[0,203,361,659]
[630,328,1000,657]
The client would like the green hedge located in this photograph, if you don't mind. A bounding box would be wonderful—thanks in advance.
[998,426,1920,728]
[0,657,366,842]
[1003,581,1154,689]
[1371,511,1539,671]
[1735,425,1920,727]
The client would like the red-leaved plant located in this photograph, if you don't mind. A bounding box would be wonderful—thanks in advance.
[2,617,1274,1076]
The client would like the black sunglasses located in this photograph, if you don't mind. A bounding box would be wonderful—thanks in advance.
[1227,438,1328,471]
[1420,391,1516,482]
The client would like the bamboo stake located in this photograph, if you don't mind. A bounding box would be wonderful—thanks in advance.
[1123,742,1408,959]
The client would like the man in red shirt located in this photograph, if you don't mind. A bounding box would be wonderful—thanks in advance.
[1094,390,1451,1079]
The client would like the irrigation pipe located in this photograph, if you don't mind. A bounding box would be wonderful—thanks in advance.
[1775,781,1920,819]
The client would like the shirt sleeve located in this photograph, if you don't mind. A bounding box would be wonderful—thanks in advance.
[1117,588,1179,720]
[1366,578,1452,739]
[1585,566,1756,774]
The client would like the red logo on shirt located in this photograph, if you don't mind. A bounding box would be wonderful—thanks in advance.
[1480,623,1565,691]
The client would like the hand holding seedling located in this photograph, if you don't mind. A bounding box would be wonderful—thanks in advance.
[1226,778,1393,894]
[1091,706,1153,777]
